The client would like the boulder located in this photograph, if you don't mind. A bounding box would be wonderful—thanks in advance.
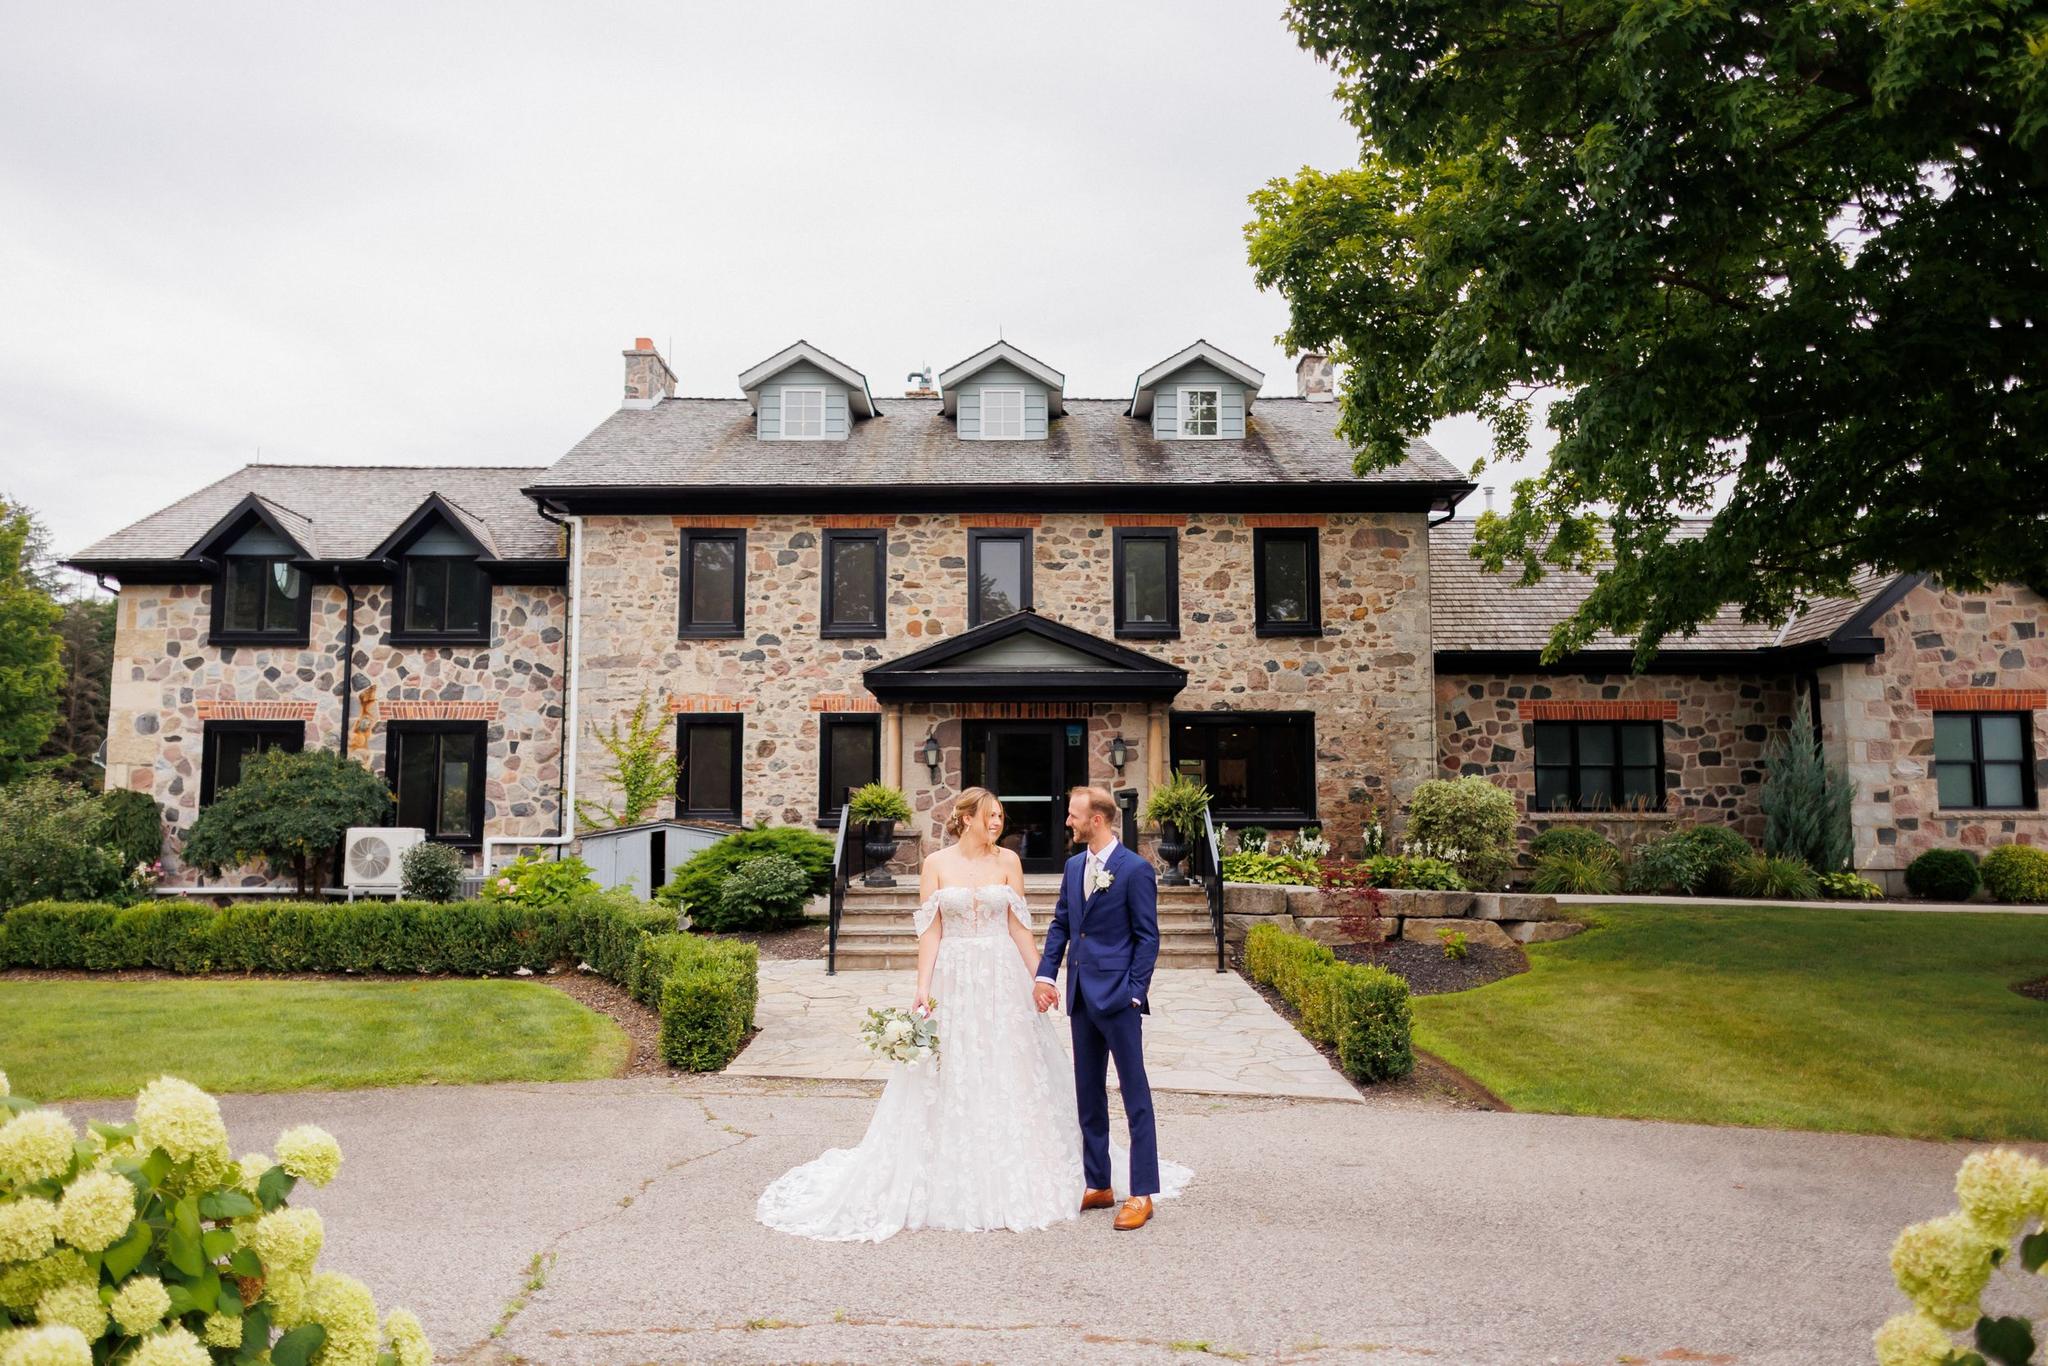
[1223,883,1287,917]
[1291,916,1389,947]
[1505,920,1586,944]
[1225,912,1294,944]
[1283,884,1325,919]
[1378,889,1474,919]
[1400,917,1516,950]
[1470,892,1566,922]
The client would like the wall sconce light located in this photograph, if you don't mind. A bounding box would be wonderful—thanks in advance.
[1109,734,1128,772]
[921,733,942,777]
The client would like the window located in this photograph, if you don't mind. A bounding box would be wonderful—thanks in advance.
[821,529,885,637]
[199,721,303,806]
[967,529,1032,626]
[1170,712,1315,822]
[817,713,881,824]
[980,387,1025,439]
[1113,528,1179,637]
[1179,386,1221,438]
[678,530,745,637]
[388,722,487,843]
[1935,712,2037,809]
[676,714,743,820]
[781,386,825,439]
[398,556,488,639]
[1253,528,1321,636]
[217,555,307,639]
[1532,721,1665,812]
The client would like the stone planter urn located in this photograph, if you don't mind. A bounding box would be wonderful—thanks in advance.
[861,820,899,888]
[1156,821,1190,886]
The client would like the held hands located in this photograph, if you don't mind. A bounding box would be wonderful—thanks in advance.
[1032,980,1059,1013]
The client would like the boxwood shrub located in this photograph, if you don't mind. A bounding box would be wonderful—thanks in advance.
[1243,921,1413,1083]
[1904,848,1982,901]
[1981,844,2048,904]
[0,888,756,1071]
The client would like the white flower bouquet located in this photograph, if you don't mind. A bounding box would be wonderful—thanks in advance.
[860,1002,940,1068]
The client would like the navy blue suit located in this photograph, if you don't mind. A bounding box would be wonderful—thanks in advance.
[1035,842,1160,1197]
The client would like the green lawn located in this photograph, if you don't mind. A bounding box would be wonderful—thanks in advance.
[0,978,629,1101]
[1412,905,2048,1141]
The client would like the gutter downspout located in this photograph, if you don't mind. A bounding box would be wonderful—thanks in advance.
[482,510,582,871]
[337,575,358,756]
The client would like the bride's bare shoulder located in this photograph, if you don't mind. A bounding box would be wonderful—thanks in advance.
[997,846,1023,871]
[925,843,959,870]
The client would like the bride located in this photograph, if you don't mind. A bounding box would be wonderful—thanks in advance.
[756,786,1190,1241]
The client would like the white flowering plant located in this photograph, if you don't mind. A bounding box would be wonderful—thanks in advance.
[0,1070,431,1366]
[1872,1147,2047,1366]
[859,1004,940,1068]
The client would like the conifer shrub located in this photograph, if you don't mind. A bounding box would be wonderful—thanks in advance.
[1905,849,1982,901]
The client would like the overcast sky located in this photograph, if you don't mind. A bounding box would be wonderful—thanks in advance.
[3,0,1548,572]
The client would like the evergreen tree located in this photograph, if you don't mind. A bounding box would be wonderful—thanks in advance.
[0,497,64,784]
[1759,697,1855,873]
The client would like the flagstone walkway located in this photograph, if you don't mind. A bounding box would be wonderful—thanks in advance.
[726,961,1361,1103]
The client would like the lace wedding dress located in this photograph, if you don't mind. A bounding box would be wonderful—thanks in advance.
[756,883,1192,1241]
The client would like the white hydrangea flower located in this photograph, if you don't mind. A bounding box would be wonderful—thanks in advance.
[0,1111,76,1185]
[125,1325,210,1366]
[201,1312,243,1348]
[54,1169,137,1252]
[274,1125,342,1187]
[383,1308,434,1366]
[246,1207,324,1277]
[33,1281,107,1340]
[133,1077,229,1167]
[0,1323,92,1366]
[1872,1311,1957,1366]
[1953,1147,2044,1240]
[305,1271,380,1366]
[1889,1213,1998,1329]
[0,1198,59,1263]
[108,1274,172,1335]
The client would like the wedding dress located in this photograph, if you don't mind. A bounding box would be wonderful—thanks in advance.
[756,883,1192,1241]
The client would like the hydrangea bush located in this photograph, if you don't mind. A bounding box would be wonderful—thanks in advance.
[1873,1147,2047,1366]
[0,1071,431,1366]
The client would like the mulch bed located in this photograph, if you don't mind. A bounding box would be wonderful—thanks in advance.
[705,922,827,961]
[2015,976,2048,1003]
[1331,937,1529,996]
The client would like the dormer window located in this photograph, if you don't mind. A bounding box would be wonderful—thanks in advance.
[782,386,826,439]
[187,495,317,646]
[374,498,497,645]
[223,550,305,636]
[1179,387,1221,438]
[981,388,1025,439]
[402,554,487,637]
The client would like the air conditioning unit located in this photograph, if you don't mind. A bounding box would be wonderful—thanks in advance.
[343,827,426,890]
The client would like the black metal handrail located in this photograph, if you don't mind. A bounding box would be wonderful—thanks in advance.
[1200,805,1225,972]
[827,803,851,975]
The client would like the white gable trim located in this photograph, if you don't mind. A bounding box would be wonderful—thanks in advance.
[1128,339,1266,418]
[938,341,1066,418]
[737,340,877,418]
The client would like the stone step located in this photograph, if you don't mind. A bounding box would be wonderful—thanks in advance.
[829,944,1226,972]
[833,911,1217,934]
[839,889,1212,910]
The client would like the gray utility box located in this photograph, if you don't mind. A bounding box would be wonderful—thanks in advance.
[577,821,727,900]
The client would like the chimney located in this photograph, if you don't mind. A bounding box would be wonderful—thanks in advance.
[623,337,676,407]
[1295,352,1334,401]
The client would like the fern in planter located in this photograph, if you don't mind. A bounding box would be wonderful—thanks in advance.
[846,783,914,826]
[1142,775,1211,835]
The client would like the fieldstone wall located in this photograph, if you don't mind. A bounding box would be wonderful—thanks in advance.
[574,510,1437,855]
[1820,581,2048,887]
[105,580,566,886]
[1433,670,1795,854]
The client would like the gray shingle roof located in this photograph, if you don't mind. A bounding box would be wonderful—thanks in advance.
[536,396,1465,490]
[1429,520,1909,655]
[70,465,560,565]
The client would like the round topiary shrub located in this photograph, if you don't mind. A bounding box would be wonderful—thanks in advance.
[1980,844,2048,904]
[707,853,814,931]
[400,840,466,902]
[1404,775,1517,889]
[1904,848,1982,901]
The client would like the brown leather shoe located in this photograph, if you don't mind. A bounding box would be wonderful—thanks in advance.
[1113,1196,1153,1231]
[1080,1188,1116,1212]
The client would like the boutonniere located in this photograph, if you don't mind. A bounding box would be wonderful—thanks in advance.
[1089,867,1115,893]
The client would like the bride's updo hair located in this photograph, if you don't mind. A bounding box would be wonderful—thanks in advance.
[945,787,1002,840]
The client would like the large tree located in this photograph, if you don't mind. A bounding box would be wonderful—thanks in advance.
[1247,0,2048,659]
[0,497,64,781]
[40,596,117,784]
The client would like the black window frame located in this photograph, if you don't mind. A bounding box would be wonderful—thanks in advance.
[1169,710,1318,824]
[966,528,1033,627]
[816,712,883,826]
[675,714,744,821]
[1252,528,1322,638]
[199,720,305,807]
[391,553,491,645]
[1933,711,2038,810]
[678,529,746,639]
[385,720,489,846]
[209,554,314,646]
[1112,527,1180,639]
[820,529,887,639]
[1530,720,1667,813]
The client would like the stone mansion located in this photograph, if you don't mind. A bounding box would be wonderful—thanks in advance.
[69,337,2046,893]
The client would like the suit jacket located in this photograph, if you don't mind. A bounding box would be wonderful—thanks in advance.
[1035,842,1160,1016]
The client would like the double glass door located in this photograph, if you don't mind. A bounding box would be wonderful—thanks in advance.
[961,721,1082,872]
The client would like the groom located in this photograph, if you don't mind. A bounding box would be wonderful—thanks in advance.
[1033,785,1161,1231]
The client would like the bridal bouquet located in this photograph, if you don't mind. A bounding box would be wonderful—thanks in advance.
[861,1001,940,1068]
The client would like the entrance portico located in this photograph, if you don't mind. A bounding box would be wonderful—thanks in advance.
[862,609,1188,870]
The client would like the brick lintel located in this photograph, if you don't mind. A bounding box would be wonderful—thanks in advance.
[670,515,759,529]
[809,693,881,713]
[1518,700,1678,722]
[959,514,1043,529]
[667,693,747,713]
[1241,514,1329,528]
[1104,514,1190,528]
[379,701,502,721]
[195,701,318,721]
[1913,688,2047,711]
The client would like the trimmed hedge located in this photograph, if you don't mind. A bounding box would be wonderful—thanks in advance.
[0,890,755,1071]
[1981,844,2048,904]
[1243,922,1413,1083]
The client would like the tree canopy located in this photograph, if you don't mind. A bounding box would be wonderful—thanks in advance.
[1246,0,2048,659]
[182,748,393,894]
[0,497,64,780]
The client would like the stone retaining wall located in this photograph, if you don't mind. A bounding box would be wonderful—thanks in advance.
[1222,881,1581,950]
